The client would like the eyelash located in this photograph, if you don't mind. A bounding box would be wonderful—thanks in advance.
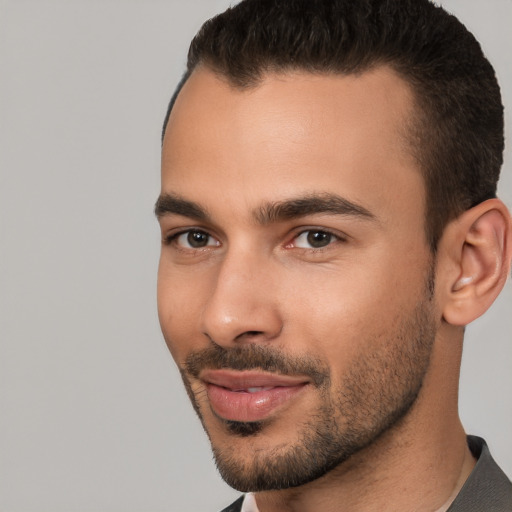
[163,227,346,252]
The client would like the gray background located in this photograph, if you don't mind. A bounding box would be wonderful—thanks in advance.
[0,1,510,511]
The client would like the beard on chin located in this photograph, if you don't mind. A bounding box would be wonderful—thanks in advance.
[224,420,264,437]
[178,289,437,493]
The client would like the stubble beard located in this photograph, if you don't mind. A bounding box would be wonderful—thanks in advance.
[179,285,437,492]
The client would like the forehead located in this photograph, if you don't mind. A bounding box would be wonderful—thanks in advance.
[161,67,425,228]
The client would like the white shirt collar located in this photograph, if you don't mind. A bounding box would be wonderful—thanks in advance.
[241,493,260,512]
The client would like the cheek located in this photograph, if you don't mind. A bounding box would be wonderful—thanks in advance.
[282,253,428,365]
[157,262,209,361]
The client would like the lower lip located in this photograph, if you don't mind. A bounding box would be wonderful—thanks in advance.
[206,383,308,422]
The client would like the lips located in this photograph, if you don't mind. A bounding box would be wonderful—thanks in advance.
[200,369,309,422]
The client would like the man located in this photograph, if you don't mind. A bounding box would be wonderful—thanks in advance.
[155,0,512,510]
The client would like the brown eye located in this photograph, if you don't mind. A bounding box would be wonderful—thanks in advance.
[307,231,332,248]
[187,231,210,247]
[174,230,219,249]
[294,230,336,249]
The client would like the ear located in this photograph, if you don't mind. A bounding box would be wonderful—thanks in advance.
[438,199,512,326]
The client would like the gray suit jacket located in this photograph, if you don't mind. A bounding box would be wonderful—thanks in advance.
[220,437,512,511]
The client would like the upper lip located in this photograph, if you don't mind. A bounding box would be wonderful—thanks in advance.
[200,369,310,390]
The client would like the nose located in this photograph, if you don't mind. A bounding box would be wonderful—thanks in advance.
[200,248,283,347]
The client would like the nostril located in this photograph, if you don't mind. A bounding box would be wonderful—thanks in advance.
[236,330,264,340]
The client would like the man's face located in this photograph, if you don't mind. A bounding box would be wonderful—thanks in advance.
[157,68,439,491]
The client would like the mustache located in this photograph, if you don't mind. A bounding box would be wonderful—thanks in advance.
[184,342,330,388]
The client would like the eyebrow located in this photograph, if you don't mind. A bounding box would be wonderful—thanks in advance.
[254,193,376,224]
[154,193,208,221]
[154,192,376,224]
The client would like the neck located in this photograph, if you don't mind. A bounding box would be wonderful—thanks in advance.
[254,328,475,512]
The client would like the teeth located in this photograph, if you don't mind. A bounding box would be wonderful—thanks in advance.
[236,387,273,393]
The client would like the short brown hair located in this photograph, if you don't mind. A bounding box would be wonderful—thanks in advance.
[163,0,504,250]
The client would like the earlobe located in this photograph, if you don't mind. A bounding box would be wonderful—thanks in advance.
[441,199,512,326]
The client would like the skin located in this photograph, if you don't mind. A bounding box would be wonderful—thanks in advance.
[157,67,483,512]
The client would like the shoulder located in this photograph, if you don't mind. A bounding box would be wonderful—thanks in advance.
[448,436,512,512]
